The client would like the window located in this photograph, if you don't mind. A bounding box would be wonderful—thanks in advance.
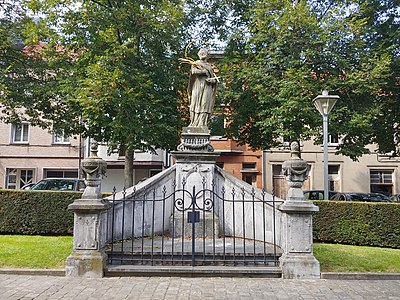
[53,132,70,144]
[328,134,339,145]
[272,165,283,176]
[243,175,254,185]
[44,169,79,178]
[242,163,256,169]
[328,165,339,174]
[328,165,340,192]
[11,123,29,143]
[370,170,393,195]
[210,114,225,136]
[5,168,34,189]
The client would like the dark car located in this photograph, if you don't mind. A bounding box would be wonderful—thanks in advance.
[31,178,85,191]
[366,193,392,202]
[304,190,338,200]
[390,195,400,202]
[330,193,369,201]
[331,192,392,202]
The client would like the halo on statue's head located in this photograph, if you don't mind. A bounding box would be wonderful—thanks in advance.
[184,39,211,60]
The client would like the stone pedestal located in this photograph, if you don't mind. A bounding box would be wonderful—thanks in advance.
[171,126,220,240]
[279,201,320,279]
[177,127,214,152]
[65,141,109,278]
[279,142,320,279]
[65,200,109,277]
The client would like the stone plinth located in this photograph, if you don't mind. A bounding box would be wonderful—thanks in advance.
[279,201,320,279]
[65,141,109,278]
[65,199,109,277]
[177,127,214,152]
[171,129,221,241]
[279,141,320,279]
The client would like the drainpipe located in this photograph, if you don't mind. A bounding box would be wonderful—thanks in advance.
[262,149,266,191]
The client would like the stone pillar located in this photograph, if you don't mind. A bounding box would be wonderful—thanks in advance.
[65,141,109,278]
[171,126,220,239]
[279,142,320,279]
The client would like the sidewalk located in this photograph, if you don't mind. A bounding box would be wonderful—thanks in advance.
[1,273,400,299]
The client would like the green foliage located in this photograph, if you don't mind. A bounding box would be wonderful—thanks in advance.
[0,190,78,235]
[1,0,189,153]
[313,201,400,248]
[215,0,400,158]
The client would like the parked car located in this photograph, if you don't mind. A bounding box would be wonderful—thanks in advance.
[330,193,369,201]
[304,190,338,200]
[331,192,392,202]
[21,183,36,190]
[30,178,85,192]
[390,195,400,202]
[366,193,392,202]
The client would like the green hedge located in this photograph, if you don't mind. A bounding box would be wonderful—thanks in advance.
[2,190,400,248]
[313,200,400,248]
[0,189,80,235]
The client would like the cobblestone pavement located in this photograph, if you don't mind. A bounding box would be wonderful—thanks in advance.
[0,274,400,299]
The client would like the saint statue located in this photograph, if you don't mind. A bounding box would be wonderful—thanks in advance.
[187,48,217,128]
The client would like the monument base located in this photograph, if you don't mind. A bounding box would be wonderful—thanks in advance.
[65,250,107,278]
[177,126,213,152]
[279,253,320,279]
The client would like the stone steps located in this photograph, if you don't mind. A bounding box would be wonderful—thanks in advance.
[105,265,282,278]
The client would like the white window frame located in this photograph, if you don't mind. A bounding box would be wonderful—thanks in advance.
[11,123,29,144]
[328,134,340,146]
[5,168,35,189]
[53,131,70,144]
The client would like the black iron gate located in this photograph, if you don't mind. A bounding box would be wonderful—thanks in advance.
[105,181,280,267]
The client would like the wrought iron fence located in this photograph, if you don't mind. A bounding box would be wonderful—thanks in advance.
[105,180,280,267]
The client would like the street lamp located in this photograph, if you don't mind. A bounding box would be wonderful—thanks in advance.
[313,90,339,200]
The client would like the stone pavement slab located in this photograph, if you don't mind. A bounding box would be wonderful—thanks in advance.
[1,274,400,299]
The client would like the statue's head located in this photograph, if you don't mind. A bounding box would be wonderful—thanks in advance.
[198,48,209,60]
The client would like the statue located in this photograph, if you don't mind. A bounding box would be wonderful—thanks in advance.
[187,48,217,128]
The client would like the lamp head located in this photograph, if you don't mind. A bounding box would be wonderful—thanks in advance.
[313,90,339,115]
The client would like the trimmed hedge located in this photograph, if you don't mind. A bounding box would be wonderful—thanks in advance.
[1,190,400,249]
[0,189,80,235]
[313,200,400,248]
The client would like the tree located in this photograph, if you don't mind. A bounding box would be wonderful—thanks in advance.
[1,0,190,186]
[215,0,400,159]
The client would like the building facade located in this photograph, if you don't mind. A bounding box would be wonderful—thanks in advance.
[1,121,398,198]
[0,122,82,189]
[97,145,168,192]
[0,122,168,192]
[211,137,264,189]
[263,140,400,199]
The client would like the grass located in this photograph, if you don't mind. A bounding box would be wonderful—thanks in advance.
[1,235,400,272]
[314,243,400,272]
[0,235,72,269]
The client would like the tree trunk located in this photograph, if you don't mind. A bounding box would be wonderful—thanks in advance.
[124,149,134,188]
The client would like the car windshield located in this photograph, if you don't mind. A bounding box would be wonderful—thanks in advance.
[31,179,77,191]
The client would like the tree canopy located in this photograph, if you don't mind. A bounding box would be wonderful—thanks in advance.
[1,0,190,153]
[210,0,400,159]
[1,0,399,161]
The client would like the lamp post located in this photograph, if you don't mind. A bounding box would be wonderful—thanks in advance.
[313,90,339,200]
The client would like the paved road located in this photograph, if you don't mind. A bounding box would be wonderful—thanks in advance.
[1,274,400,299]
